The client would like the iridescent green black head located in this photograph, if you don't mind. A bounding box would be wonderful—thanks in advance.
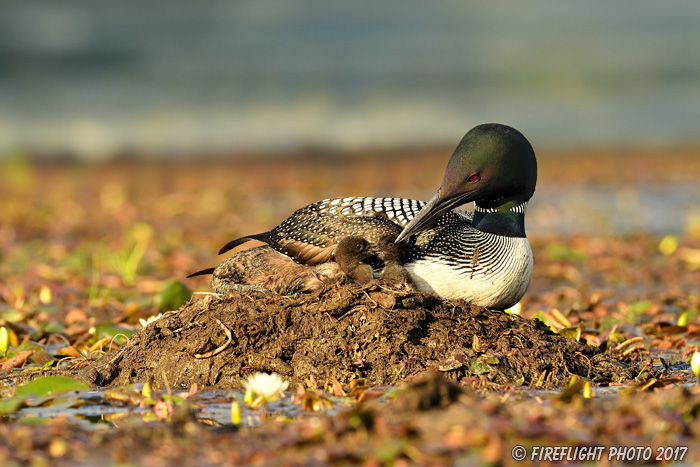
[396,123,537,241]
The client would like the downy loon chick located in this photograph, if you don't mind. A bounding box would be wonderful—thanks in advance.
[334,235,375,285]
[193,123,537,310]
[376,234,414,287]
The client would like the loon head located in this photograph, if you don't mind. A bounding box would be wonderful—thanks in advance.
[396,123,537,242]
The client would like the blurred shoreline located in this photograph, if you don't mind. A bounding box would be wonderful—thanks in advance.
[2,1,700,158]
[10,144,700,182]
[4,147,700,238]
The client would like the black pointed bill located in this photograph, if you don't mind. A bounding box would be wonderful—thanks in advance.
[395,189,477,243]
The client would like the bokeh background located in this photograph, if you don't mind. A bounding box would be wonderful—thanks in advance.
[2,0,700,159]
[3,0,700,298]
[5,3,700,460]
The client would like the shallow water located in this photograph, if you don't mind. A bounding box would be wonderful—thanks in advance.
[6,385,357,428]
[8,358,695,429]
[529,182,700,236]
[2,1,700,155]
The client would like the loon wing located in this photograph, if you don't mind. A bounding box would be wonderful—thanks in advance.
[215,197,472,265]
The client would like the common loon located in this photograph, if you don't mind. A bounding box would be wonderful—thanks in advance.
[192,123,537,310]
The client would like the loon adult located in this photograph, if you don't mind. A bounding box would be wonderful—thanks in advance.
[192,123,537,310]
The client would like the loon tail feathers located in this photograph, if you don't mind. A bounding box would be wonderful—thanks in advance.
[217,232,273,255]
[186,267,215,278]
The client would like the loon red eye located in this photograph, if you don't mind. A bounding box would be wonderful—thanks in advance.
[468,173,480,183]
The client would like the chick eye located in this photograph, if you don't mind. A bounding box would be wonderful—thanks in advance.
[468,173,480,183]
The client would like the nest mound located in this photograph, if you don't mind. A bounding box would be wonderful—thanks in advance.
[75,281,648,389]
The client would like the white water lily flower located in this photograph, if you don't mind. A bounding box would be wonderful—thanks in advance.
[242,372,289,403]
[505,301,522,315]
[139,313,164,328]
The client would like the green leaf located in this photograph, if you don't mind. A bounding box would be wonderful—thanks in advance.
[469,358,492,375]
[0,375,87,415]
[509,376,525,386]
[17,417,50,426]
[43,322,66,334]
[608,331,627,343]
[0,397,26,415]
[627,300,652,315]
[558,375,585,403]
[1,309,26,324]
[558,323,583,341]
[162,394,186,405]
[15,376,88,398]
[142,412,160,422]
[625,300,653,324]
[481,354,499,365]
[158,280,191,312]
[544,243,586,263]
[468,354,501,375]
[532,311,550,326]
[95,321,136,345]
[17,341,53,365]
[677,309,698,327]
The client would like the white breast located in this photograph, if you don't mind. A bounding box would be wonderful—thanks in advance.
[405,236,533,309]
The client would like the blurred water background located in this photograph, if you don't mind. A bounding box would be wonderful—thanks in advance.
[2,0,700,159]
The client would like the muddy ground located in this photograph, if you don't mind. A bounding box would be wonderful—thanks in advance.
[70,279,650,390]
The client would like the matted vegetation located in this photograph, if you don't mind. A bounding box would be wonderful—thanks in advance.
[2,151,700,464]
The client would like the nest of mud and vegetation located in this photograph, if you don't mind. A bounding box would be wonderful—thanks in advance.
[70,280,653,390]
